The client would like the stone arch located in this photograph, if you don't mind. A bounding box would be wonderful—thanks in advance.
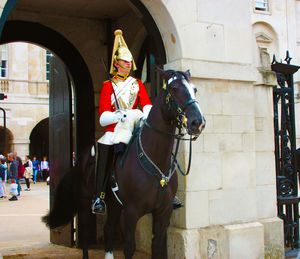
[29,117,49,160]
[0,20,95,156]
[0,126,13,154]
[137,0,183,63]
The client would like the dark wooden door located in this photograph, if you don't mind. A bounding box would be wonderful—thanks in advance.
[49,56,73,246]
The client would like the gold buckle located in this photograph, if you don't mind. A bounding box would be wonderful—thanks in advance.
[100,192,105,199]
[166,93,171,104]
[160,178,166,187]
[139,152,144,158]
[182,116,188,126]
[163,81,167,90]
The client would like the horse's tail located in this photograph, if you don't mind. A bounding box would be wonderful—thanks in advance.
[42,165,80,229]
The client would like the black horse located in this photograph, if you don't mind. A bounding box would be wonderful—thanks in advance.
[43,68,205,259]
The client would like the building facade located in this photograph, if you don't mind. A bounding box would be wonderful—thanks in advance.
[0,0,299,258]
[0,42,49,159]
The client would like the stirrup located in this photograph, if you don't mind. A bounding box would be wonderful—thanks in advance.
[92,197,107,215]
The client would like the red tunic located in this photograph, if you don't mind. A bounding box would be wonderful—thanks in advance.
[99,77,152,132]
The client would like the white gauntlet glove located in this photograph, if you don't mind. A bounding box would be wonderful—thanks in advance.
[99,110,127,127]
[142,105,152,120]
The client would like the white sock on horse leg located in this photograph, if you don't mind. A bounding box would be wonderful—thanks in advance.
[105,251,114,259]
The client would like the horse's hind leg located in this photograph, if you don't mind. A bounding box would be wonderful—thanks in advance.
[78,198,97,259]
[104,199,122,257]
[123,207,139,259]
[151,209,172,259]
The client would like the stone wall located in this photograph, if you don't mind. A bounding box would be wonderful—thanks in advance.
[0,42,49,159]
[1,0,300,257]
[133,0,300,257]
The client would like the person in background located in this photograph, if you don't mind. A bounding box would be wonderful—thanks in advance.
[23,155,33,191]
[32,156,40,183]
[16,156,25,196]
[7,153,18,200]
[0,158,6,198]
[0,155,7,198]
[6,153,11,172]
[40,156,49,181]
[9,179,18,201]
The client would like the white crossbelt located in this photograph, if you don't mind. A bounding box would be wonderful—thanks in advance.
[111,76,136,105]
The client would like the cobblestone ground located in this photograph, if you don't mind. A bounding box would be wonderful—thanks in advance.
[0,182,149,259]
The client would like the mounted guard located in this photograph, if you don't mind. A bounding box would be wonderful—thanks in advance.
[43,29,205,259]
[92,29,153,214]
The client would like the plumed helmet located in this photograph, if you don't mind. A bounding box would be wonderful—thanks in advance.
[109,29,137,74]
[115,46,133,62]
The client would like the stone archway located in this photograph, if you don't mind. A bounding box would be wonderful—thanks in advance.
[0,126,13,154]
[0,20,95,246]
[29,118,49,161]
[0,0,172,251]
[1,20,95,155]
[133,0,182,64]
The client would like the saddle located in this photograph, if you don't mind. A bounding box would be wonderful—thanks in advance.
[119,117,144,167]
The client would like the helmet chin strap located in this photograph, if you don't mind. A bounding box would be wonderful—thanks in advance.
[114,59,131,72]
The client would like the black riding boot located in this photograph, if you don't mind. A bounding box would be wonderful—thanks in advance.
[92,143,114,215]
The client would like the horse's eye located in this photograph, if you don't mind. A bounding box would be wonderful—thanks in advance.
[169,84,178,91]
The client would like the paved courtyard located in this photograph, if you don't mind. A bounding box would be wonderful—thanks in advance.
[0,181,148,259]
[3,181,298,259]
[0,182,49,250]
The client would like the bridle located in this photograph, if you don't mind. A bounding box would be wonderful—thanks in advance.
[164,73,199,134]
[138,72,203,188]
[145,72,201,140]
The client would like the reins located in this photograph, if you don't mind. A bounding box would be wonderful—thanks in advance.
[141,119,194,181]
[137,126,177,187]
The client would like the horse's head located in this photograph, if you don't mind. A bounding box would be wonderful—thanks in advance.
[157,67,205,137]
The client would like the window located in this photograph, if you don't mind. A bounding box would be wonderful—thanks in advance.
[1,45,8,78]
[46,50,54,80]
[255,0,269,12]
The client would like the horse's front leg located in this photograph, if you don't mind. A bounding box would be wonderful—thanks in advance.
[123,207,139,259]
[151,208,172,259]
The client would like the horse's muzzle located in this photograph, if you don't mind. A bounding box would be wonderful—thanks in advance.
[188,116,205,135]
[199,119,206,133]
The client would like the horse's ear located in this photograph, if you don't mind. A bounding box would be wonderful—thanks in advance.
[185,69,191,79]
[156,66,168,79]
